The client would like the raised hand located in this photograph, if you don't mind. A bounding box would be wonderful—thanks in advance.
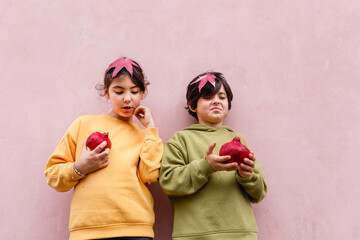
[134,105,156,128]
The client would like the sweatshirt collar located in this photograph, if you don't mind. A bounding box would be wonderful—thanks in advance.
[183,124,234,133]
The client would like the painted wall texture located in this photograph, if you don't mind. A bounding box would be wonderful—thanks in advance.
[1,0,359,239]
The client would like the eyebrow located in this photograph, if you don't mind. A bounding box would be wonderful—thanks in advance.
[112,86,139,89]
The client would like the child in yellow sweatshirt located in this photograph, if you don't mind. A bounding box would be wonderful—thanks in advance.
[45,57,163,240]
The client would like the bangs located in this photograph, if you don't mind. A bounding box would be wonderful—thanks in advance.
[200,80,222,98]
[108,66,147,92]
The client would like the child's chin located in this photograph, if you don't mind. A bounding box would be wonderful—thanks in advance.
[122,110,133,114]
[211,114,226,120]
[116,112,133,121]
[121,113,133,118]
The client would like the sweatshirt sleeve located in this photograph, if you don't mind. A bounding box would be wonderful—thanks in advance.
[138,127,164,184]
[235,136,267,203]
[159,139,215,197]
[44,119,85,192]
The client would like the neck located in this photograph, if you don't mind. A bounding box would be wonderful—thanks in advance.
[198,120,223,128]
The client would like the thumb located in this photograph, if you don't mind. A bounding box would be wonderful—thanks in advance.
[206,142,216,156]
[82,141,87,151]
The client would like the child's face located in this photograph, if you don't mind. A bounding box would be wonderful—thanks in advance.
[193,85,229,127]
[105,74,144,122]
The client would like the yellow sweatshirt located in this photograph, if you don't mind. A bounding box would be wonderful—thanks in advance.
[45,114,163,240]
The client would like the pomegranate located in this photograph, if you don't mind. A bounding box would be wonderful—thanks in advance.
[219,136,251,165]
[86,132,112,152]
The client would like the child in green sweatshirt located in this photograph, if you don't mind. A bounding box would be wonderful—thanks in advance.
[159,72,267,240]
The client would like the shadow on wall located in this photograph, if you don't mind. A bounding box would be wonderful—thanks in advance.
[148,183,173,239]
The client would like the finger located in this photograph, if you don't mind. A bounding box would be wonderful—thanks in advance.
[104,147,110,154]
[133,105,141,115]
[240,163,254,173]
[206,142,216,155]
[237,166,252,175]
[99,157,110,168]
[243,158,255,168]
[104,157,110,165]
[218,155,232,163]
[248,153,256,161]
[102,156,110,163]
[141,107,152,119]
[134,106,145,118]
[238,171,252,178]
[93,141,108,153]
[98,148,110,158]
[224,162,239,171]
[82,141,88,151]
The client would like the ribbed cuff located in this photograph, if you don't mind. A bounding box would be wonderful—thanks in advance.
[195,157,215,177]
[235,171,257,184]
[144,127,159,139]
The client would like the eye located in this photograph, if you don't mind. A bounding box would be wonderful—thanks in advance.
[202,95,213,100]
[131,91,139,94]
[115,91,123,95]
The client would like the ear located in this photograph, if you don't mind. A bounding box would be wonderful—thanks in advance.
[188,104,196,113]
[140,91,145,100]
[104,89,110,100]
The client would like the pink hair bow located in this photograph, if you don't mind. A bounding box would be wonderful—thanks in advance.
[107,57,139,78]
[191,73,216,91]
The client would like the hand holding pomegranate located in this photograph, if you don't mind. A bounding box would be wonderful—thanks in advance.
[134,105,155,128]
[74,141,110,176]
[237,153,256,178]
[219,136,255,178]
[205,142,239,172]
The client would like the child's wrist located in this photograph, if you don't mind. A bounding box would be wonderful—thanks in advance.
[146,120,156,128]
[73,162,86,177]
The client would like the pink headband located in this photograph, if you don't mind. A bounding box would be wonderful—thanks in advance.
[191,73,216,91]
[107,57,139,78]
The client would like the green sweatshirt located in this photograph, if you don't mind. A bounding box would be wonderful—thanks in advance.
[159,124,267,240]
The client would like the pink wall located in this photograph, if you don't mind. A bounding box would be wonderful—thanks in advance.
[1,0,359,239]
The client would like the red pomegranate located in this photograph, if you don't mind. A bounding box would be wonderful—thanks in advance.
[86,132,112,152]
[219,136,250,165]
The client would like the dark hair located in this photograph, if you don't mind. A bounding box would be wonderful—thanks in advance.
[186,72,233,120]
[97,57,149,96]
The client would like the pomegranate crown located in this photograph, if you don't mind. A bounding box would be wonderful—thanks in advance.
[232,136,241,143]
[106,57,139,79]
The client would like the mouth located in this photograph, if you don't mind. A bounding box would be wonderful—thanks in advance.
[122,106,133,112]
[210,107,222,111]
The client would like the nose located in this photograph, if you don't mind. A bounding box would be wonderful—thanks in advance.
[123,92,131,103]
[213,96,221,104]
